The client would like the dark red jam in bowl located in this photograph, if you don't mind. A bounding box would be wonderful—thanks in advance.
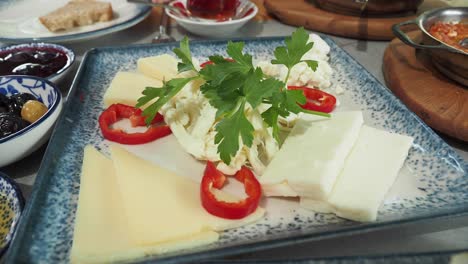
[0,47,68,78]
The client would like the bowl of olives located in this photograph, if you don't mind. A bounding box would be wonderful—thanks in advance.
[0,42,75,84]
[0,75,62,167]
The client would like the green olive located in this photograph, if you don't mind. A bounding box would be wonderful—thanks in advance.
[21,100,48,123]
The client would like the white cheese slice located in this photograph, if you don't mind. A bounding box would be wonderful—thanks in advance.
[103,71,163,108]
[110,145,265,246]
[71,146,218,263]
[300,125,414,222]
[261,111,364,199]
[137,54,178,81]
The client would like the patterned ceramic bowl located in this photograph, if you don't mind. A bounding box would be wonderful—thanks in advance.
[0,42,75,84]
[0,172,24,256]
[0,75,63,167]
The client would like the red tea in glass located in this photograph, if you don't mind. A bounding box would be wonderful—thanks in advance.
[187,0,239,20]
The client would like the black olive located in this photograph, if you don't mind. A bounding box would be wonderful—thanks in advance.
[0,93,8,113]
[8,93,37,115]
[0,112,30,138]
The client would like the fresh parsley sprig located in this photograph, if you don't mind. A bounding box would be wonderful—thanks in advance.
[137,28,330,165]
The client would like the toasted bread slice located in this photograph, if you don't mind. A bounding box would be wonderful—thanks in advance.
[39,0,113,32]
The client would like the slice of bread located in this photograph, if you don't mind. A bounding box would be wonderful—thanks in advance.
[39,0,113,32]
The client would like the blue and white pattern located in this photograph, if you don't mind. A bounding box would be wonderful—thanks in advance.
[5,37,468,263]
[0,172,24,257]
[0,76,61,143]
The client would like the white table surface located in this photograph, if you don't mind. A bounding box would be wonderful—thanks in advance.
[1,12,467,262]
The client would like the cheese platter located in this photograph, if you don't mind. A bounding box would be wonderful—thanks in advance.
[5,32,468,263]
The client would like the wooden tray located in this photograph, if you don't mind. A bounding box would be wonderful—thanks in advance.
[383,31,468,142]
[264,0,418,40]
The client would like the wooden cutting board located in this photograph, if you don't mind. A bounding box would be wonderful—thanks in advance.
[383,31,468,142]
[264,0,418,40]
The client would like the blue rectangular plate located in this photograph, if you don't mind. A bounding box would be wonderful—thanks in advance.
[6,36,468,263]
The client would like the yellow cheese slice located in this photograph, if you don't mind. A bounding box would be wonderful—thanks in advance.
[103,71,162,108]
[110,145,265,246]
[71,146,218,263]
[137,54,178,81]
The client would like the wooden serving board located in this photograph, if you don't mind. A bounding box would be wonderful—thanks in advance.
[383,31,468,142]
[264,0,418,40]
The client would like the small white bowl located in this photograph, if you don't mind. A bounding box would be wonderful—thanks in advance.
[0,76,63,167]
[0,43,75,84]
[166,0,258,37]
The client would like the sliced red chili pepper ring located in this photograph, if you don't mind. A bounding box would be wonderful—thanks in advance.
[288,86,337,113]
[98,103,171,145]
[200,161,262,220]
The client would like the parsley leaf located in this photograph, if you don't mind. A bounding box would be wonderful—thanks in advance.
[270,27,319,84]
[226,41,253,67]
[173,37,196,73]
[245,73,283,109]
[214,100,254,164]
[271,27,313,69]
[136,77,196,124]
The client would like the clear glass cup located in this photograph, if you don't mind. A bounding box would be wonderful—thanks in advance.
[187,0,239,20]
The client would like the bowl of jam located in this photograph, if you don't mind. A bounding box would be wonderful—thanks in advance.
[0,43,75,83]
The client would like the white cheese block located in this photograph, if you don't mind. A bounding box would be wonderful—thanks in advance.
[71,146,219,263]
[103,71,163,108]
[300,125,413,222]
[137,54,179,81]
[261,111,364,199]
[110,145,265,246]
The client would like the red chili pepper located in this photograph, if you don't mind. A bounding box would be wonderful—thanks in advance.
[288,86,337,113]
[98,104,171,145]
[200,58,235,68]
[200,162,262,220]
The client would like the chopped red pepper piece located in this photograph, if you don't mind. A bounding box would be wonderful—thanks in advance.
[200,58,235,68]
[98,103,171,145]
[200,162,262,220]
[288,86,337,113]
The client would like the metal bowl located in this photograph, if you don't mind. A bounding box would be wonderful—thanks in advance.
[314,0,424,16]
[393,7,468,87]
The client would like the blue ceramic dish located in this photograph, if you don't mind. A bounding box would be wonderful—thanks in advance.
[0,172,24,256]
[4,36,468,263]
[0,75,63,167]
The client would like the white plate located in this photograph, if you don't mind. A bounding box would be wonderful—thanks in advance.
[0,0,151,43]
